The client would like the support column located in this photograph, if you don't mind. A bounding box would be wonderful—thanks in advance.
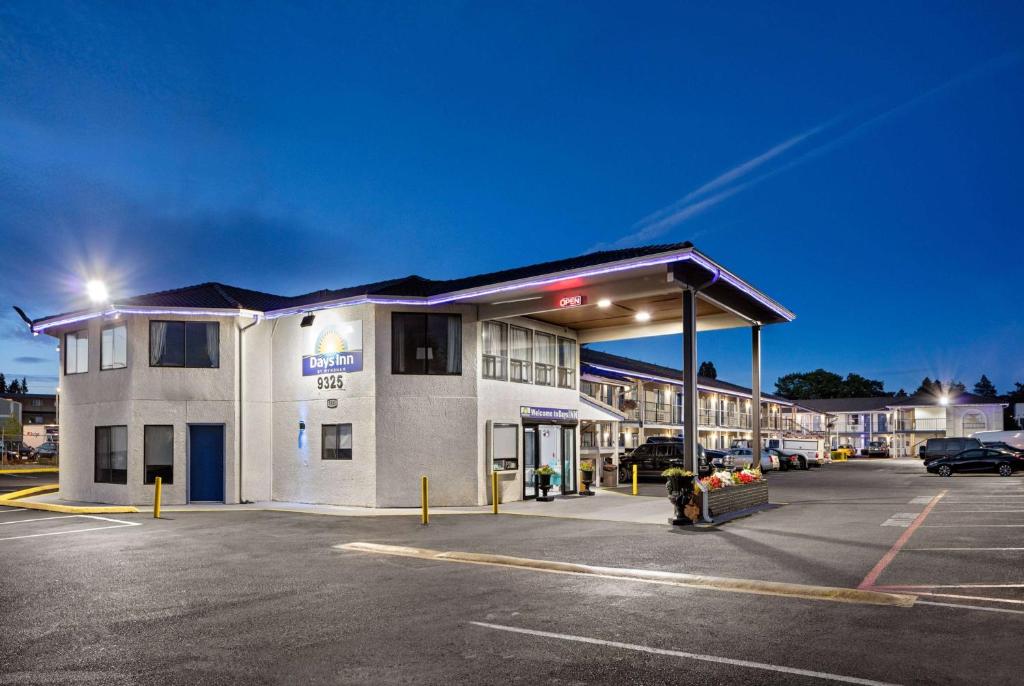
[682,288,699,473]
[751,324,762,464]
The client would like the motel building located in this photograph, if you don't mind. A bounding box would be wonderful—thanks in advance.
[26,242,794,508]
[577,349,825,487]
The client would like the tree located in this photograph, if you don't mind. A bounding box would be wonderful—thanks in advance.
[895,388,907,398]
[698,361,717,379]
[774,368,890,400]
[7,379,20,394]
[946,380,966,395]
[914,377,940,397]
[19,377,27,395]
[973,375,997,398]
[0,373,6,393]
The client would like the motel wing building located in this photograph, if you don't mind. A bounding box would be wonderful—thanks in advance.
[28,242,794,507]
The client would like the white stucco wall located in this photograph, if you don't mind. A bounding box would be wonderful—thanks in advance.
[270,305,378,506]
[57,313,240,506]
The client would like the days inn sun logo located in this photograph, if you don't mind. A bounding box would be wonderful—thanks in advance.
[302,321,363,376]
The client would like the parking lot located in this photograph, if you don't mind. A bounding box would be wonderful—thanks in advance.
[1,460,1020,685]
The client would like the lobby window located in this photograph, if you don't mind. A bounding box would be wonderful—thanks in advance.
[535,332,555,386]
[557,337,576,389]
[65,330,89,375]
[144,425,174,484]
[509,326,532,383]
[481,321,507,380]
[391,313,462,375]
[95,425,127,484]
[101,323,127,370]
[150,321,220,368]
[322,423,353,460]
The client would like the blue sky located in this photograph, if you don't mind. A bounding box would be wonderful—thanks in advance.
[1,1,1022,395]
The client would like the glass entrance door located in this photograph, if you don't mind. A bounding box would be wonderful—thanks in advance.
[561,426,576,494]
[523,426,538,499]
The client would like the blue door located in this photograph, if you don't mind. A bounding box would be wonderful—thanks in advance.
[189,425,224,502]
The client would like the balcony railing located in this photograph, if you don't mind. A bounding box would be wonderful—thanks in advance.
[893,418,948,432]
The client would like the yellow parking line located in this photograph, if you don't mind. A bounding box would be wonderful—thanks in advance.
[0,467,59,475]
[0,484,59,500]
[0,485,138,514]
[337,542,916,607]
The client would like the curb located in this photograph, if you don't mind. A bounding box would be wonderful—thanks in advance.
[337,542,917,607]
[0,485,139,514]
[0,467,59,475]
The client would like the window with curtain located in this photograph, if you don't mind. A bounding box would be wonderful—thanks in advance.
[557,337,576,389]
[101,323,127,370]
[391,313,462,375]
[535,332,555,386]
[481,321,507,380]
[144,425,174,484]
[322,424,353,460]
[65,330,89,374]
[509,326,532,383]
[95,425,128,484]
[150,321,219,368]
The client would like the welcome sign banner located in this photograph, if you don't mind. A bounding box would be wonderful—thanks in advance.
[302,320,364,376]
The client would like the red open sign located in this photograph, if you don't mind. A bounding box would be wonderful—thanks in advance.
[558,295,585,308]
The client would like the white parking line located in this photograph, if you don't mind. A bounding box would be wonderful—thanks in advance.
[0,515,140,542]
[906,547,1024,551]
[882,513,920,527]
[471,622,902,686]
[0,508,26,515]
[0,515,79,526]
[916,600,1024,616]
[909,496,933,505]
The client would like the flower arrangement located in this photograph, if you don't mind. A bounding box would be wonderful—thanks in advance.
[661,467,693,478]
[700,468,762,491]
[535,465,555,476]
[580,461,595,473]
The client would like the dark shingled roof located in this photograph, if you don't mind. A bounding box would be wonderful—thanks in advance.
[887,392,1003,407]
[580,348,791,402]
[36,242,696,324]
[796,397,894,413]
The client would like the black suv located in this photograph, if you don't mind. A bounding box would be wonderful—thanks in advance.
[618,440,710,481]
[919,437,983,464]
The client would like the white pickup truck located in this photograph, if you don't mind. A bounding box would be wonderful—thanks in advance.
[732,438,826,468]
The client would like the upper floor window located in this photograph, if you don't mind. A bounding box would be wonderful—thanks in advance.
[101,323,127,370]
[535,332,555,386]
[31,399,42,407]
[481,321,507,380]
[150,321,220,368]
[65,330,88,375]
[392,313,462,375]
[557,337,576,389]
[509,326,533,383]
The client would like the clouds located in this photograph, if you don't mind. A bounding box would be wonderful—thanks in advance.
[595,52,1023,252]
[13,356,49,364]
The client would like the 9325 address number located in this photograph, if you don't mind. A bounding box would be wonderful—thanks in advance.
[317,374,344,390]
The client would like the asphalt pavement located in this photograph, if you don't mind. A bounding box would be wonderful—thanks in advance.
[1,459,1020,685]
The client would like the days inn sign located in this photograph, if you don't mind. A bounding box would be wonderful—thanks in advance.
[302,320,364,376]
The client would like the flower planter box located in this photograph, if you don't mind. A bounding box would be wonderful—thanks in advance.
[705,480,768,517]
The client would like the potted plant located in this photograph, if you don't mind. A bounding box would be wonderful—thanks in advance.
[662,467,695,526]
[579,461,595,496]
[535,465,556,501]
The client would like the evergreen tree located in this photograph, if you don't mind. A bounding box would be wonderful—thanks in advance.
[19,377,27,394]
[895,388,907,398]
[698,361,717,379]
[973,374,997,398]
[946,380,966,395]
[8,379,20,394]
[914,377,939,396]
[0,373,6,393]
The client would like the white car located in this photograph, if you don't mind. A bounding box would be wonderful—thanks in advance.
[765,438,826,467]
[724,448,779,472]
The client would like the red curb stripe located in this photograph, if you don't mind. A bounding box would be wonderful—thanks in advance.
[858,490,946,590]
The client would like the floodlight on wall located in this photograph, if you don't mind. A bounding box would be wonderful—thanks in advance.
[300,313,316,327]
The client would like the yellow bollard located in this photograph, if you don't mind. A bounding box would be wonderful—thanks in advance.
[153,476,162,519]
[632,464,638,496]
[421,475,429,525]
[492,470,499,514]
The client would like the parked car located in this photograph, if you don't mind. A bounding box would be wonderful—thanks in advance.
[764,438,822,469]
[925,448,1024,477]
[866,441,890,458]
[618,440,711,481]
[706,449,728,470]
[970,430,1024,452]
[724,448,779,472]
[766,447,800,471]
[34,441,59,464]
[833,445,857,460]
[979,441,1024,457]
[919,437,983,464]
